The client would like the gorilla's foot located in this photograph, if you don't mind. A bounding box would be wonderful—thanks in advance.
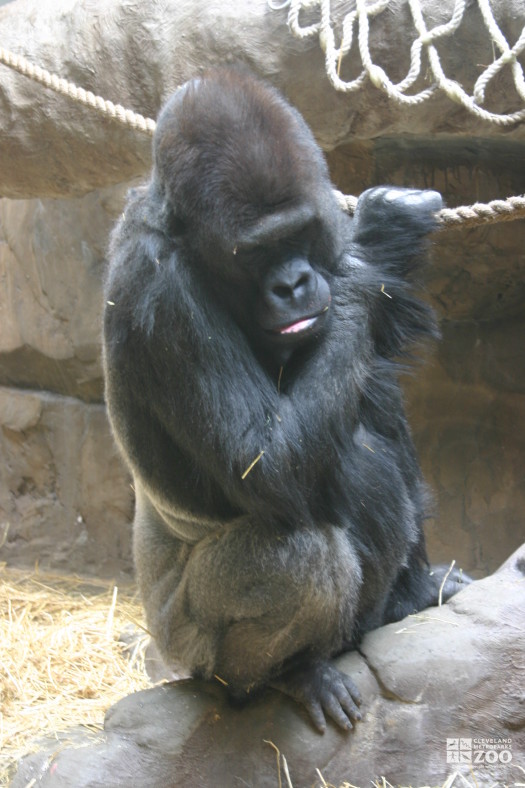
[272,659,362,733]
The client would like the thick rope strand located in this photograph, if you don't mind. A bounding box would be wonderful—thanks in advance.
[333,191,525,228]
[436,194,525,228]
[0,47,156,135]
[1,47,524,228]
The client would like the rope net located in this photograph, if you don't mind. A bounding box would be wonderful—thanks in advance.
[271,0,525,125]
[1,22,525,228]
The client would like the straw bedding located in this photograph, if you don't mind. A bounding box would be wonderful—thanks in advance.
[0,564,151,783]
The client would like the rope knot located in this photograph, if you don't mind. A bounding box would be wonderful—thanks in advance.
[368,64,386,89]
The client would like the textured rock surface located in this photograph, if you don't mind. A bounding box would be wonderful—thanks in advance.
[0,0,524,198]
[11,545,525,787]
[0,184,127,402]
[1,142,525,577]
[0,182,134,578]
[0,1,523,578]
[0,386,133,577]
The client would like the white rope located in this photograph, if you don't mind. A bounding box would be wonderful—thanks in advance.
[1,45,524,227]
[0,46,156,135]
[334,190,525,227]
[277,0,525,125]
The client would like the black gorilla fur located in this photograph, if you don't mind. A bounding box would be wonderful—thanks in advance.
[103,67,468,732]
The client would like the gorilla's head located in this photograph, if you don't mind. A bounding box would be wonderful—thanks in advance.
[152,68,344,362]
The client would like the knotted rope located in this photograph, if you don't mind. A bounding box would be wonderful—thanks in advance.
[1,45,524,228]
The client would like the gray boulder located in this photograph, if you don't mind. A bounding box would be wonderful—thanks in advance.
[11,544,525,787]
[0,386,133,577]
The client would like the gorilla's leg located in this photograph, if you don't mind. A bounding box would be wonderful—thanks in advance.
[133,487,363,731]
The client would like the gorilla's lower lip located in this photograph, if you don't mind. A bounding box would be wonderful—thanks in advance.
[278,316,318,335]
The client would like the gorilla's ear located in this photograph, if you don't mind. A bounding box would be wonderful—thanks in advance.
[157,197,187,239]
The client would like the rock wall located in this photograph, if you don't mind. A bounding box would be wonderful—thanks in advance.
[0,0,523,578]
[0,186,134,578]
[0,0,524,199]
[1,136,524,578]
[327,137,525,577]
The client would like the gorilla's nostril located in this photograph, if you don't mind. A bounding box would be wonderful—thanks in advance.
[272,273,310,301]
[272,284,294,300]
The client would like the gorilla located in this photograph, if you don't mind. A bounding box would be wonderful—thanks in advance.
[103,67,467,732]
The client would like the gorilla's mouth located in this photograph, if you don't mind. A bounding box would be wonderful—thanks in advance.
[279,316,318,335]
[271,305,330,340]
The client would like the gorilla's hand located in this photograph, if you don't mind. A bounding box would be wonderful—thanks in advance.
[353,186,443,246]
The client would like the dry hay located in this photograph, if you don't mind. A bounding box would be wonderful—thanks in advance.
[0,565,492,788]
[269,744,485,788]
[0,563,151,784]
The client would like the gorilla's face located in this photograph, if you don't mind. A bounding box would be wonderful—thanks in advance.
[202,213,335,366]
[257,254,331,346]
[249,251,331,365]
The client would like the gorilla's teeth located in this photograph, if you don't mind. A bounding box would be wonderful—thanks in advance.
[280,317,316,334]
